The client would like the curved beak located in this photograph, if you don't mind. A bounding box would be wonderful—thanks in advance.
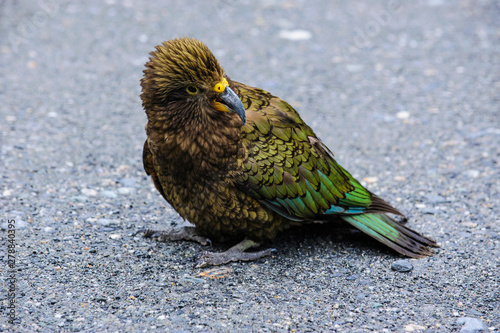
[219,87,246,125]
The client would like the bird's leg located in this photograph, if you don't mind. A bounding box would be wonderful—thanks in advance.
[137,226,211,246]
[195,238,276,268]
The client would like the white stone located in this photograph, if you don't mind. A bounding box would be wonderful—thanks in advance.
[278,29,312,41]
[396,111,411,119]
[81,188,98,196]
[464,169,480,178]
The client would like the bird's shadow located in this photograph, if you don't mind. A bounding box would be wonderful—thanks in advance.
[268,220,398,258]
[201,218,400,260]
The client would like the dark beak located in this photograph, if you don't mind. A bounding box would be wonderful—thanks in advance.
[219,86,246,125]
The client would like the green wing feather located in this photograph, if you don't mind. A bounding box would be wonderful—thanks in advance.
[232,82,438,257]
[234,82,394,218]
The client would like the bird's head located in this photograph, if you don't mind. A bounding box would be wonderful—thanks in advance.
[141,37,246,127]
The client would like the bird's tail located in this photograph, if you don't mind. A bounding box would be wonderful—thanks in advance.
[341,213,438,258]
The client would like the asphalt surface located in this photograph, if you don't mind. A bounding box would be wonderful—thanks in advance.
[1,1,499,332]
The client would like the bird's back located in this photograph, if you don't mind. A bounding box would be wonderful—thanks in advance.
[231,81,397,220]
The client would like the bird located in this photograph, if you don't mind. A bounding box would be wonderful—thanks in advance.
[139,37,438,267]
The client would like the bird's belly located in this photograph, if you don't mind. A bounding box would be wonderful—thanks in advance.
[164,178,287,241]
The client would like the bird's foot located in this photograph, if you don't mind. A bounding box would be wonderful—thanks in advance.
[136,226,211,246]
[195,238,276,268]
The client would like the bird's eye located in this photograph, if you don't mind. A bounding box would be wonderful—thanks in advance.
[186,86,199,95]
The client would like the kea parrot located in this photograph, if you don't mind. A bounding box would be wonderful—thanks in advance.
[139,37,438,267]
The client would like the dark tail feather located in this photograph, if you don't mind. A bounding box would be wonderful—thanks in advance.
[366,195,405,216]
[341,213,439,258]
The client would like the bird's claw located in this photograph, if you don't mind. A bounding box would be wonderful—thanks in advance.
[135,227,211,246]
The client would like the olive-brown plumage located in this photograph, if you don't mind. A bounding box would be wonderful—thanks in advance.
[140,37,438,266]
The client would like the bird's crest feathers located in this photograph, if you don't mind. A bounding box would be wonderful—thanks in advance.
[142,37,225,100]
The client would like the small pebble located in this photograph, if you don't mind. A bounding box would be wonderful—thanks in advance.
[421,207,437,215]
[396,111,411,119]
[101,190,117,198]
[391,259,413,272]
[180,276,206,284]
[120,178,137,187]
[456,317,487,332]
[345,274,360,281]
[81,188,98,196]
[70,195,89,203]
[426,194,449,204]
[404,323,426,331]
[97,218,114,226]
[278,29,312,41]
[118,187,134,195]
[424,68,437,76]
[346,64,364,72]
[363,176,378,184]
[464,170,480,178]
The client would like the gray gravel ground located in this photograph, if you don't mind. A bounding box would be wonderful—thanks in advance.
[1,0,499,332]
